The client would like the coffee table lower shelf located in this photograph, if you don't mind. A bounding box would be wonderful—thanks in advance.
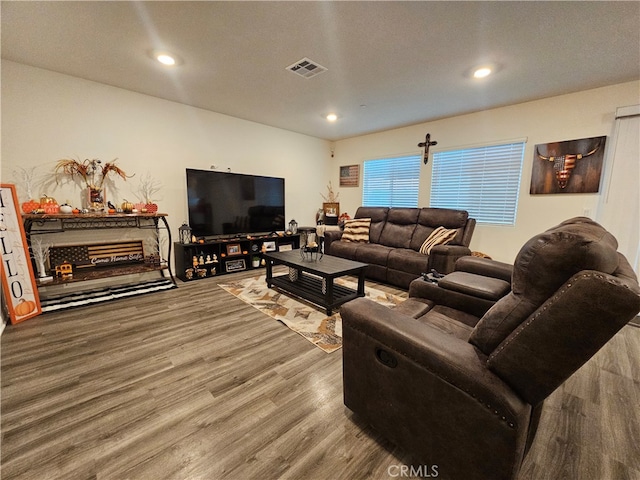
[269,272,361,315]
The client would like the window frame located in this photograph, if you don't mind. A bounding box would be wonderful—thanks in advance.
[362,154,421,208]
[429,140,526,226]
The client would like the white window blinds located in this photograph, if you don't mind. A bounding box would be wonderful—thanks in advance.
[362,155,421,207]
[430,142,525,225]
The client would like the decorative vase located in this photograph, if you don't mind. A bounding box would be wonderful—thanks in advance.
[88,186,105,210]
[36,258,48,278]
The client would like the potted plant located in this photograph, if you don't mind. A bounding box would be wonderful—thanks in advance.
[252,255,261,268]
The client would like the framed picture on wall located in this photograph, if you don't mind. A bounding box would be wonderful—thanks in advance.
[530,136,606,194]
[340,164,359,187]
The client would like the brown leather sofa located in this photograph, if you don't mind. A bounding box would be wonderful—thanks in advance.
[340,217,640,480]
[324,207,476,289]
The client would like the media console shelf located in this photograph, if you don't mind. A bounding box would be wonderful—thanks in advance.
[23,213,176,312]
[174,233,300,281]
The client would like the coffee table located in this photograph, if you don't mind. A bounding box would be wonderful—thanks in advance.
[264,249,368,315]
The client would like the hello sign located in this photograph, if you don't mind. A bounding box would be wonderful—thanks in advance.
[0,184,42,324]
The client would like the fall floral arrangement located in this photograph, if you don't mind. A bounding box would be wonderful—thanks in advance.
[55,158,130,190]
[55,157,131,209]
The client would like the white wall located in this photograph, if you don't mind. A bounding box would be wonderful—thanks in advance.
[2,61,638,267]
[1,61,330,245]
[330,81,640,263]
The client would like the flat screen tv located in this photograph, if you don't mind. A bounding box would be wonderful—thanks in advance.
[186,169,285,238]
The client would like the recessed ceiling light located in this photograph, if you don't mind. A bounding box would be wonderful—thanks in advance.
[469,62,502,79]
[326,113,338,122]
[150,50,182,67]
[473,67,492,79]
[157,54,176,66]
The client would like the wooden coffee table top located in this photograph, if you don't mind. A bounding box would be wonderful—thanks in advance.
[264,249,368,277]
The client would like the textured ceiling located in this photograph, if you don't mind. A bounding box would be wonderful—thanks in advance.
[2,1,639,140]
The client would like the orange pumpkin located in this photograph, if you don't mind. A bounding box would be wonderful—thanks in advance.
[145,202,158,213]
[14,298,36,317]
[21,199,41,213]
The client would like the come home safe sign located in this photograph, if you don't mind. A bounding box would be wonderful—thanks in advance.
[1,184,42,324]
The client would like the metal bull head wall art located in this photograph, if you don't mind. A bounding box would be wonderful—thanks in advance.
[530,136,606,194]
[537,138,602,189]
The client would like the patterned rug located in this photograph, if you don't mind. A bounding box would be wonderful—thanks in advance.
[218,274,405,353]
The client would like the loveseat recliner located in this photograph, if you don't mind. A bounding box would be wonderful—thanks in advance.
[340,217,640,480]
[324,207,476,289]
[401,254,514,320]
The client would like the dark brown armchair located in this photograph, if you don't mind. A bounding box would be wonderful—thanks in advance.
[341,217,640,480]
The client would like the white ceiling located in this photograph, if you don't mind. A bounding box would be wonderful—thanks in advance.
[2,1,639,141]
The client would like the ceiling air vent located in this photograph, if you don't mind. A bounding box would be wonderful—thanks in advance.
[286,57,328,79]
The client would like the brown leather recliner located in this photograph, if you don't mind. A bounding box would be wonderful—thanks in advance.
[340,217,640,480]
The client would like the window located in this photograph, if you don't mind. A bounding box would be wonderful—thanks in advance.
[430,141,525,225]
[362,155,421,207]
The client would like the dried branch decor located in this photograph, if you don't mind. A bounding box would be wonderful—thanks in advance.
[320,181,339,203]
[55,158,131,190]
[30,236,52,278]
[136,172,162,204]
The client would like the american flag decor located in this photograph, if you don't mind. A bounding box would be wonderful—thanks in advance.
[340,164,359,187]
[49,241,145,270]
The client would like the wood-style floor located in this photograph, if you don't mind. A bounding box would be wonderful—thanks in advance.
[2,269,639,480]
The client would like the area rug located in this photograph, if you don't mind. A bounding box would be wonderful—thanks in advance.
[218,275,405,353]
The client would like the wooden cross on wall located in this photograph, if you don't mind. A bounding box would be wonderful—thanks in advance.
[418,133,438,164]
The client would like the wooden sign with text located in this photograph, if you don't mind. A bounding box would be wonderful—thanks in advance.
[50,241,145,270]
[0,184,42,324]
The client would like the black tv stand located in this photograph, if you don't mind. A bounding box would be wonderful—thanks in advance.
[174,232,300,281]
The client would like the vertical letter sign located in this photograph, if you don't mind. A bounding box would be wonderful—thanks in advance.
[1,184,42,324]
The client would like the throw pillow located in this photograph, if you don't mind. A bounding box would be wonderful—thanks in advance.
[419,226,458,254]
[341,218,371,243]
